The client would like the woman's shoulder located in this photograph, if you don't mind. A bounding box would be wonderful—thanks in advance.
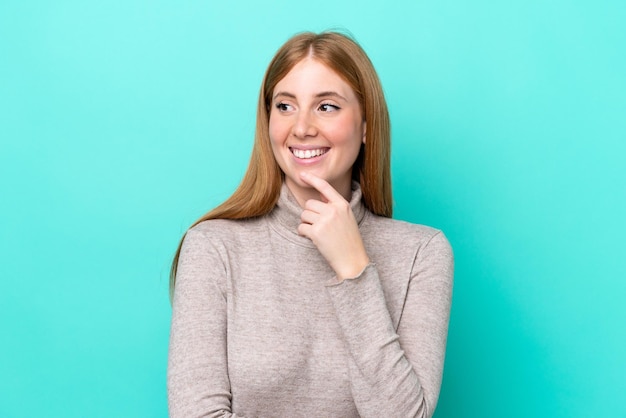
[364,213,443,238]
[184,216,267,245]
[363,213,452,252]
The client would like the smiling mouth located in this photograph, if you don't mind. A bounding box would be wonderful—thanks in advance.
[290,147,329,159]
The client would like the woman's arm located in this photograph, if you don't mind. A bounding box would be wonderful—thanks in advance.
[298,172,454,417]
[325,232,454,418]
[168,228,246,418]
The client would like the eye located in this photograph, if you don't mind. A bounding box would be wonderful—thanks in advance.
[275,102,293,112]
[319,103,340,112]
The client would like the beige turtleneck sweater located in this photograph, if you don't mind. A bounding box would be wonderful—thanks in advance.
[168,183,454,417]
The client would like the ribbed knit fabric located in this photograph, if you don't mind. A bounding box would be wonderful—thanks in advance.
[168,183,454,417]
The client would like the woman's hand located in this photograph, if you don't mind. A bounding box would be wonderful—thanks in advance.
[297,172,370,280]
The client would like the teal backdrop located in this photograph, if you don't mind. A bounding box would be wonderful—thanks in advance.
[1,1,625,417]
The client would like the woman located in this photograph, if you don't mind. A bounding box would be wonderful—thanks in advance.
[168,31,454,418]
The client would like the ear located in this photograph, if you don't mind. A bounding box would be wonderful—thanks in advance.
[362,120,367,144]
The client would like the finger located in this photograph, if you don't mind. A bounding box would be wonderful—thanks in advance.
[304,198,327,214]
[300,172,345,203]
[300,209,320,225]
[297,222,313,238]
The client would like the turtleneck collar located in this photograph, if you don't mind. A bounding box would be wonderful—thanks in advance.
[268,181,368,247]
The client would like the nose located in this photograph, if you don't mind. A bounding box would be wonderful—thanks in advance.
[292,110,317,139]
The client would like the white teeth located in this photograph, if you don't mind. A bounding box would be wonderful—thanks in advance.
[292,148,327,159]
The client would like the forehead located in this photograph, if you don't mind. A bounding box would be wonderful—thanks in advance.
[274,58,355,97]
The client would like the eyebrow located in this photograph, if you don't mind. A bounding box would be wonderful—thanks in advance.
[316,91,348,101]
[272,91,348,101]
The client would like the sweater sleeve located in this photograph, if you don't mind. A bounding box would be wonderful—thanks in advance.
[167,228,247,418]
[324,231,454,418]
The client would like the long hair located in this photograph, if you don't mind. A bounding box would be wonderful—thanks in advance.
[170,31,391,297]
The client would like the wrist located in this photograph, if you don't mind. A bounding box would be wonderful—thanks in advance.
[335,256,370,281]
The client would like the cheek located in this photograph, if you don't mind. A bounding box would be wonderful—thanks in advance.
[268,115,287,146]
[268,117,288,169]
[328,116,363,146]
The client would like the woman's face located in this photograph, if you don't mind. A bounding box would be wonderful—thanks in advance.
[269,57,365,203]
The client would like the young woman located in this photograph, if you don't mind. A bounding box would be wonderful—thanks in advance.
[168,31,454,418]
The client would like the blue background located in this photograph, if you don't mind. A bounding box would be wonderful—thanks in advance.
[1,1,625,416]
